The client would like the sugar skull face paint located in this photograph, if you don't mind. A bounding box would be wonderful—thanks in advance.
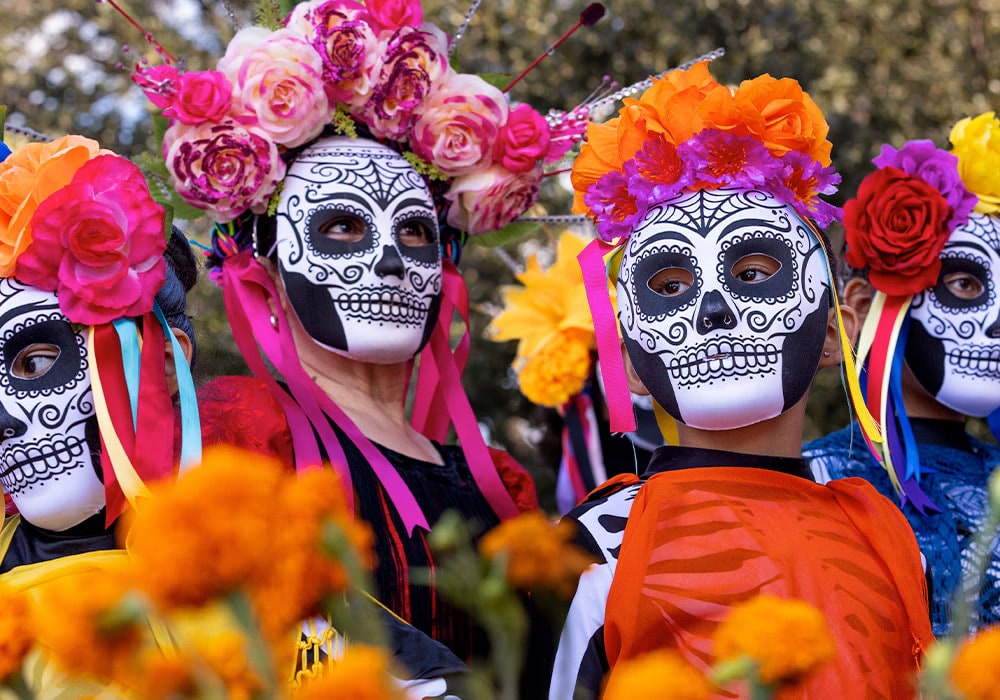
[617,189,831,430]
[0,280,104,531]
[274,136,443,364]
[906,213,1000,417]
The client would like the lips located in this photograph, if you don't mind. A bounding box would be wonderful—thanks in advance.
[0,434,88,495]
[668,338,779,387]
[945,345,1000,378]
[334,286,429,325]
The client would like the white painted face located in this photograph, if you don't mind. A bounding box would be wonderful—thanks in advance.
[906,213,1000,417]
[0,280,104,531]
[617,189,831,430]
[274,135,442,364]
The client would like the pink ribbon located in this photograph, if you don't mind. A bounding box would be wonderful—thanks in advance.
[578,239,636,433]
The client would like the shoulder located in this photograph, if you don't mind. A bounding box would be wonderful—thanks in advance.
[563,479,643,566]
[438,445,540,513]
[803,425,882,484]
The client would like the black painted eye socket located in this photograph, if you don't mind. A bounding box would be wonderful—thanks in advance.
[934,257,990,308]
[731,253,781,284]
[648,267,695,297]
[397,218,435,247]
[317,214,366,243]
[12,344,60,380]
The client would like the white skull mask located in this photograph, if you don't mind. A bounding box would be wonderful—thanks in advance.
[617,189,831,430]
[906,213,1000,417]
[0,280,104,531]
[274,136,442,364]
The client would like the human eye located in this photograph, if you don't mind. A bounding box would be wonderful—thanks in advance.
[942,271,985,300]
[12,344,60,380]
[732,254,781,284]
[397,218,435,247]
[317,214,366,242]
[648,267,695,297]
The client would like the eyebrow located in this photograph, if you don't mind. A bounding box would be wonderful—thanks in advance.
[393,197,435,214]
[943,240,994,258]
[715,216,791,242]
[0,298,61,330]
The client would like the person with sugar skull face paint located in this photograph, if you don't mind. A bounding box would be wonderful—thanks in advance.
[805,114,1000,636]
[548,63,933,699]
[0,134,201,581]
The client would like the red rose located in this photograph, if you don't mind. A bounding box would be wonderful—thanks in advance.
[844,166,952,296]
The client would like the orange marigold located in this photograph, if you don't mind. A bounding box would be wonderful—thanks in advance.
[0,580,34,680]
[602,649,712,700]
[516,327,594,408]
[291,644,403,700]
[713,594,835,684]
[479,511,596,597]
[951,626,1000,700]
[31,568,143,682]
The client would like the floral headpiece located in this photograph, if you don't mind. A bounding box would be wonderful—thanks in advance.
[0,134,200,521]
[128,0,600,236]
[572,61,842,242]
[842,115,999,511]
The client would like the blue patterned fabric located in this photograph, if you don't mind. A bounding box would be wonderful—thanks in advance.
[805,422,1000,636]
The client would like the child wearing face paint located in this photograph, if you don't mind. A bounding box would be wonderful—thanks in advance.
[548,63,933,699]
[0,135,201,580]
[804,114,1000,637]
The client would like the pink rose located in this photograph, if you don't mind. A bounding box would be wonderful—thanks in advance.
[446,165,542,235]
[287,0,371,34]
[132,64,179,110]
[411,73,508,176]
[220,28,329,147]
[162,70,233,125]
[494,103,551,173]
[16,155,166,325]
[313,17,379,103]
[366,0,423,32]
[355,25,450,140]
[163,119,285,223]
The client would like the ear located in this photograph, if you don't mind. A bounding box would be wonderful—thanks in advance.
[843,277,875,325]
[622,341,651,395]
[164,328,193,398]
[819,303,859,368]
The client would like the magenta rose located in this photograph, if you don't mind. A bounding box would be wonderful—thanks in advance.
[162,70,233,125]
[313,18,379,103]
[285,0,370,35]
[844,166,952,296]
[411,73,508,176]
[163,118,285,222]
[132,64,179,110]
[16,155,166,325]
[872,140,977,229]
[494,104,551,174]
[446,165,542,235]
[366,0,423,32]
[355,25,450,140]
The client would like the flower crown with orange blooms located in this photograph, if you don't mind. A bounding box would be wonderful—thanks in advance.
[572,61,842,241]
[0,135,167,326]
[121,0,610,237]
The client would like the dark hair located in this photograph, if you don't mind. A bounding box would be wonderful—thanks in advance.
[156,226,198,366]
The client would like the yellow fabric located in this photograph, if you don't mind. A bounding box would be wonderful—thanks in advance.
[651,400,679,446]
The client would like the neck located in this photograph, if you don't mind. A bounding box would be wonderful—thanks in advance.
[674,397,807,459]
[899,363,965,422]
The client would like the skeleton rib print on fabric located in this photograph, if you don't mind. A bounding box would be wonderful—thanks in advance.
[0,279,104,531]
[617,189,830,431]
[907,213,1000,418]
[276,136,443,364]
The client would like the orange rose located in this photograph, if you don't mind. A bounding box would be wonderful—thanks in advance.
[640,65,723,144]
[571,119,623,213]
[0,135,103,275]
[729,74,832,166]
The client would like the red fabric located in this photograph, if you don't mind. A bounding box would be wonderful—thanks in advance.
[604,468,932,700]
[488,447,539,513]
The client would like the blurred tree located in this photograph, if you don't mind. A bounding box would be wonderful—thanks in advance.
[3,0,999,509]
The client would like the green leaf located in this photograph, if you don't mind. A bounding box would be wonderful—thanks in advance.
[478,73,512,90]
[0,105,7,137]
[161,202,175,242]
[152,114,170,151]
[472,221,540,247]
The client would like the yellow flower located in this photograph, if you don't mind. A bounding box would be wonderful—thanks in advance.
[951,626,1000,700]
[713,594,835,685]
[950,112,1000,215]
[488,231,597,406]
[290,644,403,700]
[602,649,712,700]
[479,511,596,597]
[0,580,34,680]
[31,568,144,683]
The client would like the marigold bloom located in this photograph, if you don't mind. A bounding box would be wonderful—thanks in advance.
[0,581,34,680]
[950,111,1000,215]
[479,511,596,597]
[31,568,143,682]
[951,626,1000,700]
[713,594,835,684]
[292,644,403,700]
[602,649,712,700]
[516,328,593,408]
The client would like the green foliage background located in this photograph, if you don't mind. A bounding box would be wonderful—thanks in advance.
[3,0,999,508]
